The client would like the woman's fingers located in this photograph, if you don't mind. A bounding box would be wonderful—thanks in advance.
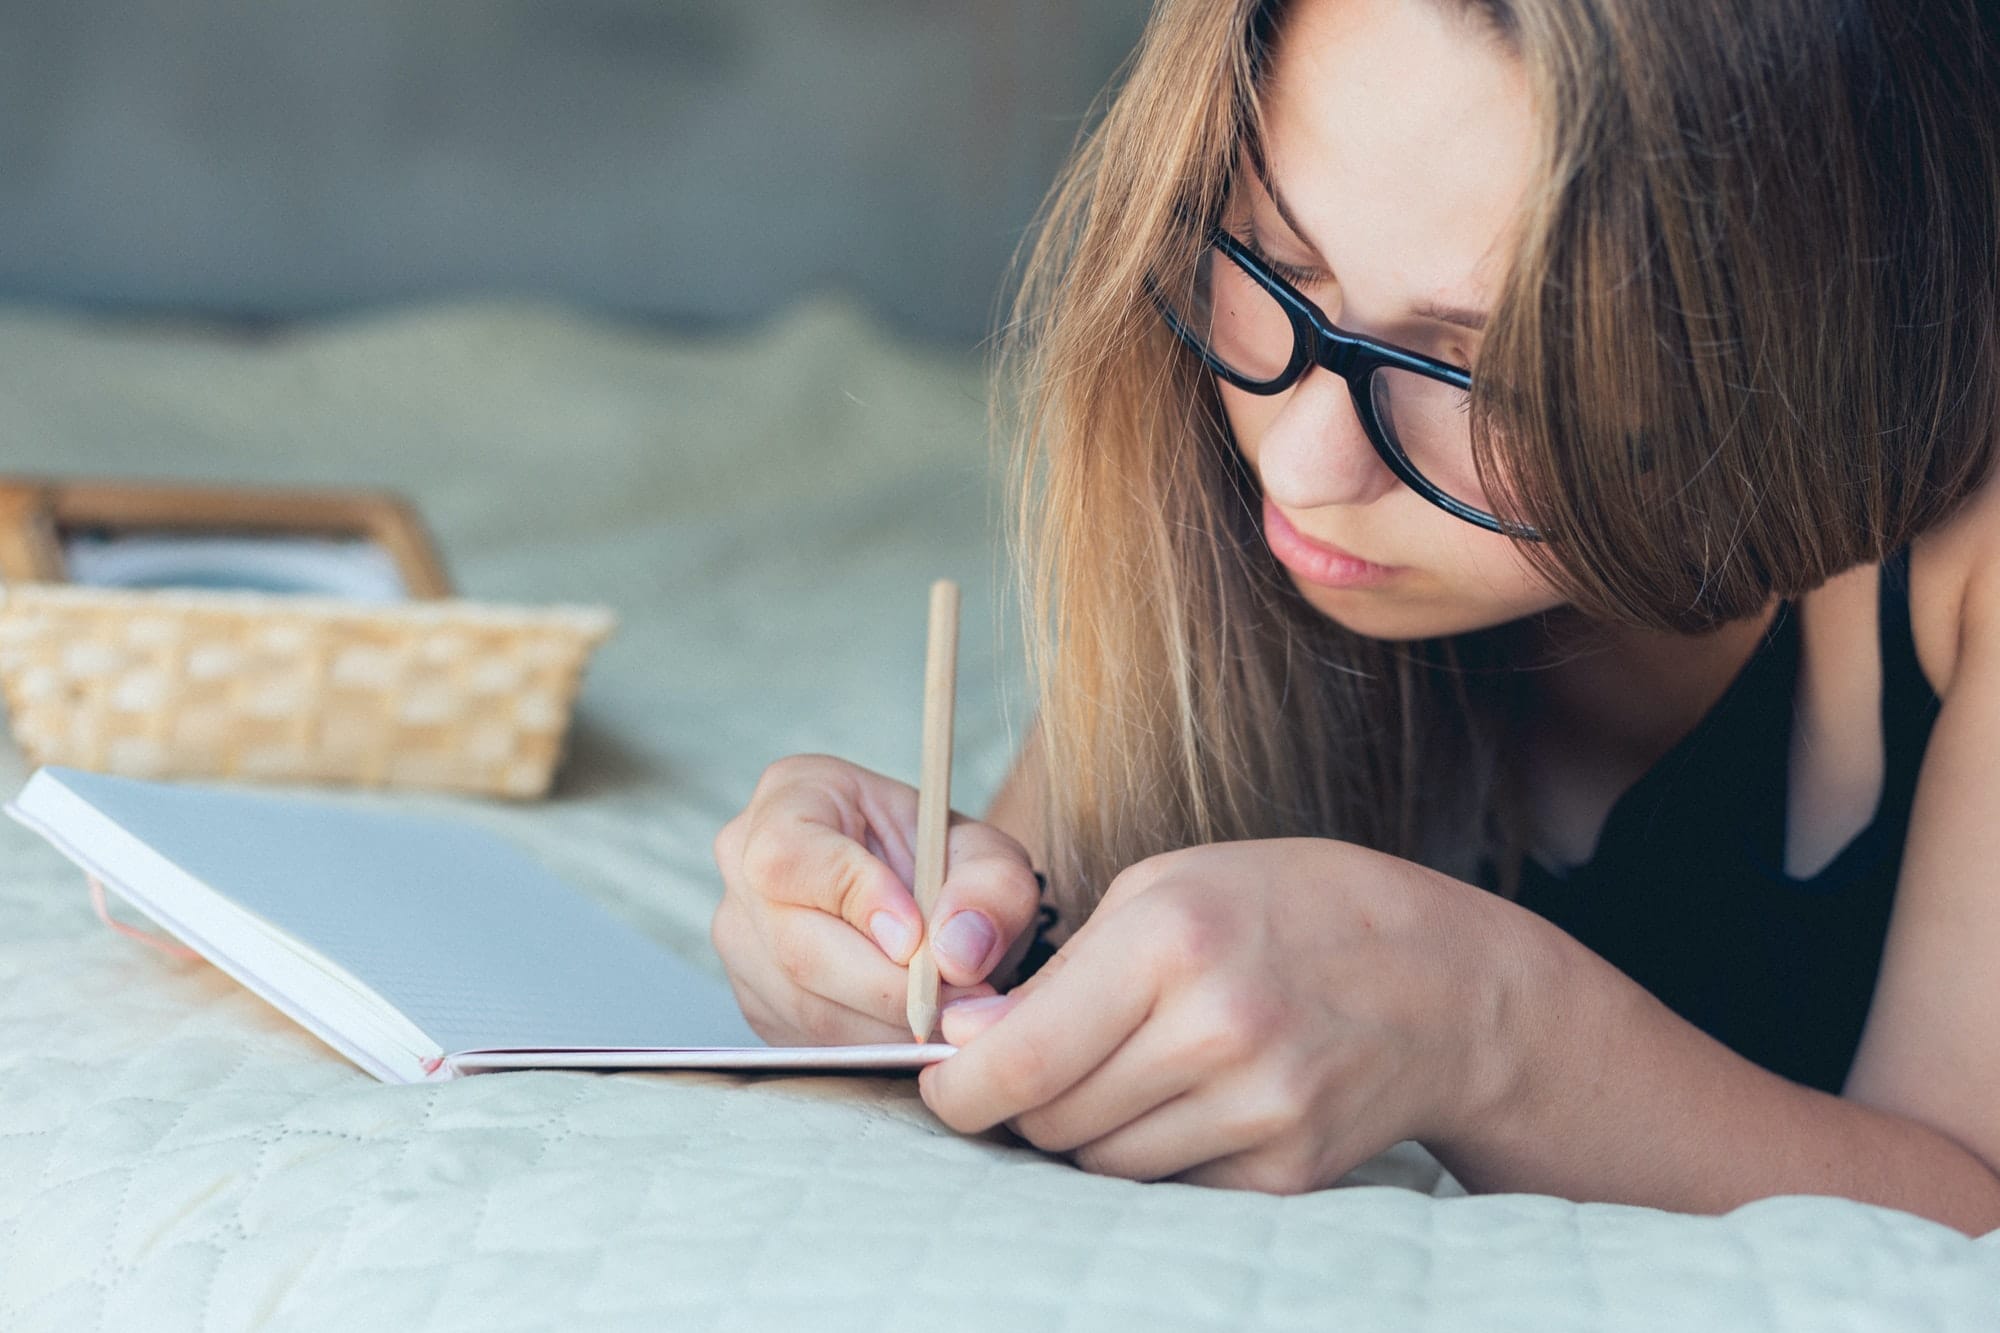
[742,907,923,1044]
[924,822,1043,986]
[1003,1020,1203,1155]
[768,905,912,1023]
[725,761,1038,975]
[1067,1067,1350,1194]
[759,905,1000,1040]
[1066,1083,1318,1189]
[732,795,928,964]
[919,928,1155,1134]
[1064,1092,1246,1184]
[935,960,1218,1158]
[712,753,1042,1050]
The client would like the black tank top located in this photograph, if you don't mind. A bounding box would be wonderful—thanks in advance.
[1504,551,1941,1095]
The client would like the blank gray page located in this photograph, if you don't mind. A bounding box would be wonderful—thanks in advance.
[40,768,761,1052]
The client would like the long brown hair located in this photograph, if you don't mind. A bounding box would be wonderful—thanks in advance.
[1001,0,2000,918]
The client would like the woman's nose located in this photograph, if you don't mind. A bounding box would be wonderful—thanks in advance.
[1253,366,1400,513]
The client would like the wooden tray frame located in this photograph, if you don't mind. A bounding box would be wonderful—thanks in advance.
[0,477,451,599]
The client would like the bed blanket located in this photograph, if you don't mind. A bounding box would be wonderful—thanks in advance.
[0,300,1993,1331]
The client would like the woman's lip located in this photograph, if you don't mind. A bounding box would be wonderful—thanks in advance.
[1261,499,1400,589]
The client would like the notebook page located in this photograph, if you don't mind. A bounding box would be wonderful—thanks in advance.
[11,775,445,1082]
[30,768,762,1054]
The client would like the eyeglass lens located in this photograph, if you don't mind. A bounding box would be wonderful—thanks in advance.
[1170,244,1492,516]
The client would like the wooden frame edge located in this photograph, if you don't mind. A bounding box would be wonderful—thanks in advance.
[0,477,453,598]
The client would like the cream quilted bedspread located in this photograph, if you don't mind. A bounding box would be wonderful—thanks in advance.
[0,300,1993,1331]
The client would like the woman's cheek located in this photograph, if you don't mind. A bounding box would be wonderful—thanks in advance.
[1217,381,1278,469]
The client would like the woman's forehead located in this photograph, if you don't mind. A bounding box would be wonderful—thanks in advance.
[1258,0,1536,302]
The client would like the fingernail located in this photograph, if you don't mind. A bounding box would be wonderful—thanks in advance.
[869,911,916,962]
[943,994,1012,1017]
[941,993,1014,1044]
[934,911,998,975]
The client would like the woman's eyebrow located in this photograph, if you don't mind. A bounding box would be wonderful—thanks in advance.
[1263,173,1492,334]
[1259,170,1320,253]
[1410,299,1489,333]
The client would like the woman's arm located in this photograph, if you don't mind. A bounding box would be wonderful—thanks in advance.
[1430,910,2000,1235]
[1440,507,2000,1237]
[982,722,1047,871]
[926,697,2000,1231]
[921,827,2000,1231]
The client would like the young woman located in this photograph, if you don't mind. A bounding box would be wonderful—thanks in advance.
[711,0,2000,1234]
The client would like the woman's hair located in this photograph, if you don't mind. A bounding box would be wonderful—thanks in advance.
[1001,0,2000,916]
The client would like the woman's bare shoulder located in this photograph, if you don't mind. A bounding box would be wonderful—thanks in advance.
[1906,461,2000,696]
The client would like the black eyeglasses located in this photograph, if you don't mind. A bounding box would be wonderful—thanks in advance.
[1154,228,1539,539]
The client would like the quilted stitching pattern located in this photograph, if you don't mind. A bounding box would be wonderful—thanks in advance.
[0,301,1995,1331]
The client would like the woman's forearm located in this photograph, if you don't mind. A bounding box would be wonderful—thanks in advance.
[1434,917,2000,1237]
[981,724,1046,870]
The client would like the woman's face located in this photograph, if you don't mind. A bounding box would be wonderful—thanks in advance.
[1222,0,1562,640]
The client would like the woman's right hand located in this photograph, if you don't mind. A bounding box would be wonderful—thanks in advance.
[711,754,1044,1045]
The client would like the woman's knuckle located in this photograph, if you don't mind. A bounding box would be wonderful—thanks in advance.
[1098,861,1149,911]
[1067,1140,1110,1176]
[1269,1063,1319,1126]
[1012,1107,1080,1154]
[1190,989,1273,1065]
[1234,1155,1311,1196]
[794,996,843,1045]
[1231,1066,1320,1144]
[774,938,817,992]
[825,851,875,924]
[739,831,801,893]
[1147,889,1229,973]
[709,897,743,960]
[1225,1093,1291,1147]
[929,1093,990,1136]
[752,755,829,810]
[756,753,811,789]
[989,1038,1055,1104]
[1008,1108,1055,1149]
[738,1004,783,1045]
[1105,851,1173,903]
[1071,1141,1145,1181]
[952,853,1012,896]
[949,858,1037,928]
[712,815,744,869]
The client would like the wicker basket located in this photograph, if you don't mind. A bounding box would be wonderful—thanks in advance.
[0,583,615,798]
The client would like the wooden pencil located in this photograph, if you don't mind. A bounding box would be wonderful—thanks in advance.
[904,578,960,1042]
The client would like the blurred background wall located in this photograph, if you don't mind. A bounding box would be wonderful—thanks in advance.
[0,0,1152,348]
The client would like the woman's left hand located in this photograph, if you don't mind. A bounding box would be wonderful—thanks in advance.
[917,838,1546,1193]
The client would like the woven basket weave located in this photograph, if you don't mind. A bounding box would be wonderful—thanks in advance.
[0,583,615,798]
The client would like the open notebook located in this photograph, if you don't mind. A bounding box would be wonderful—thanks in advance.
[6,767,951,1081]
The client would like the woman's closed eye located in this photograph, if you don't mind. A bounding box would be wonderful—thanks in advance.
[1225,219,1481,376]
[1230,228,1327,291]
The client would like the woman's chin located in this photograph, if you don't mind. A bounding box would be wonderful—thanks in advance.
[1290,575,1550,641]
